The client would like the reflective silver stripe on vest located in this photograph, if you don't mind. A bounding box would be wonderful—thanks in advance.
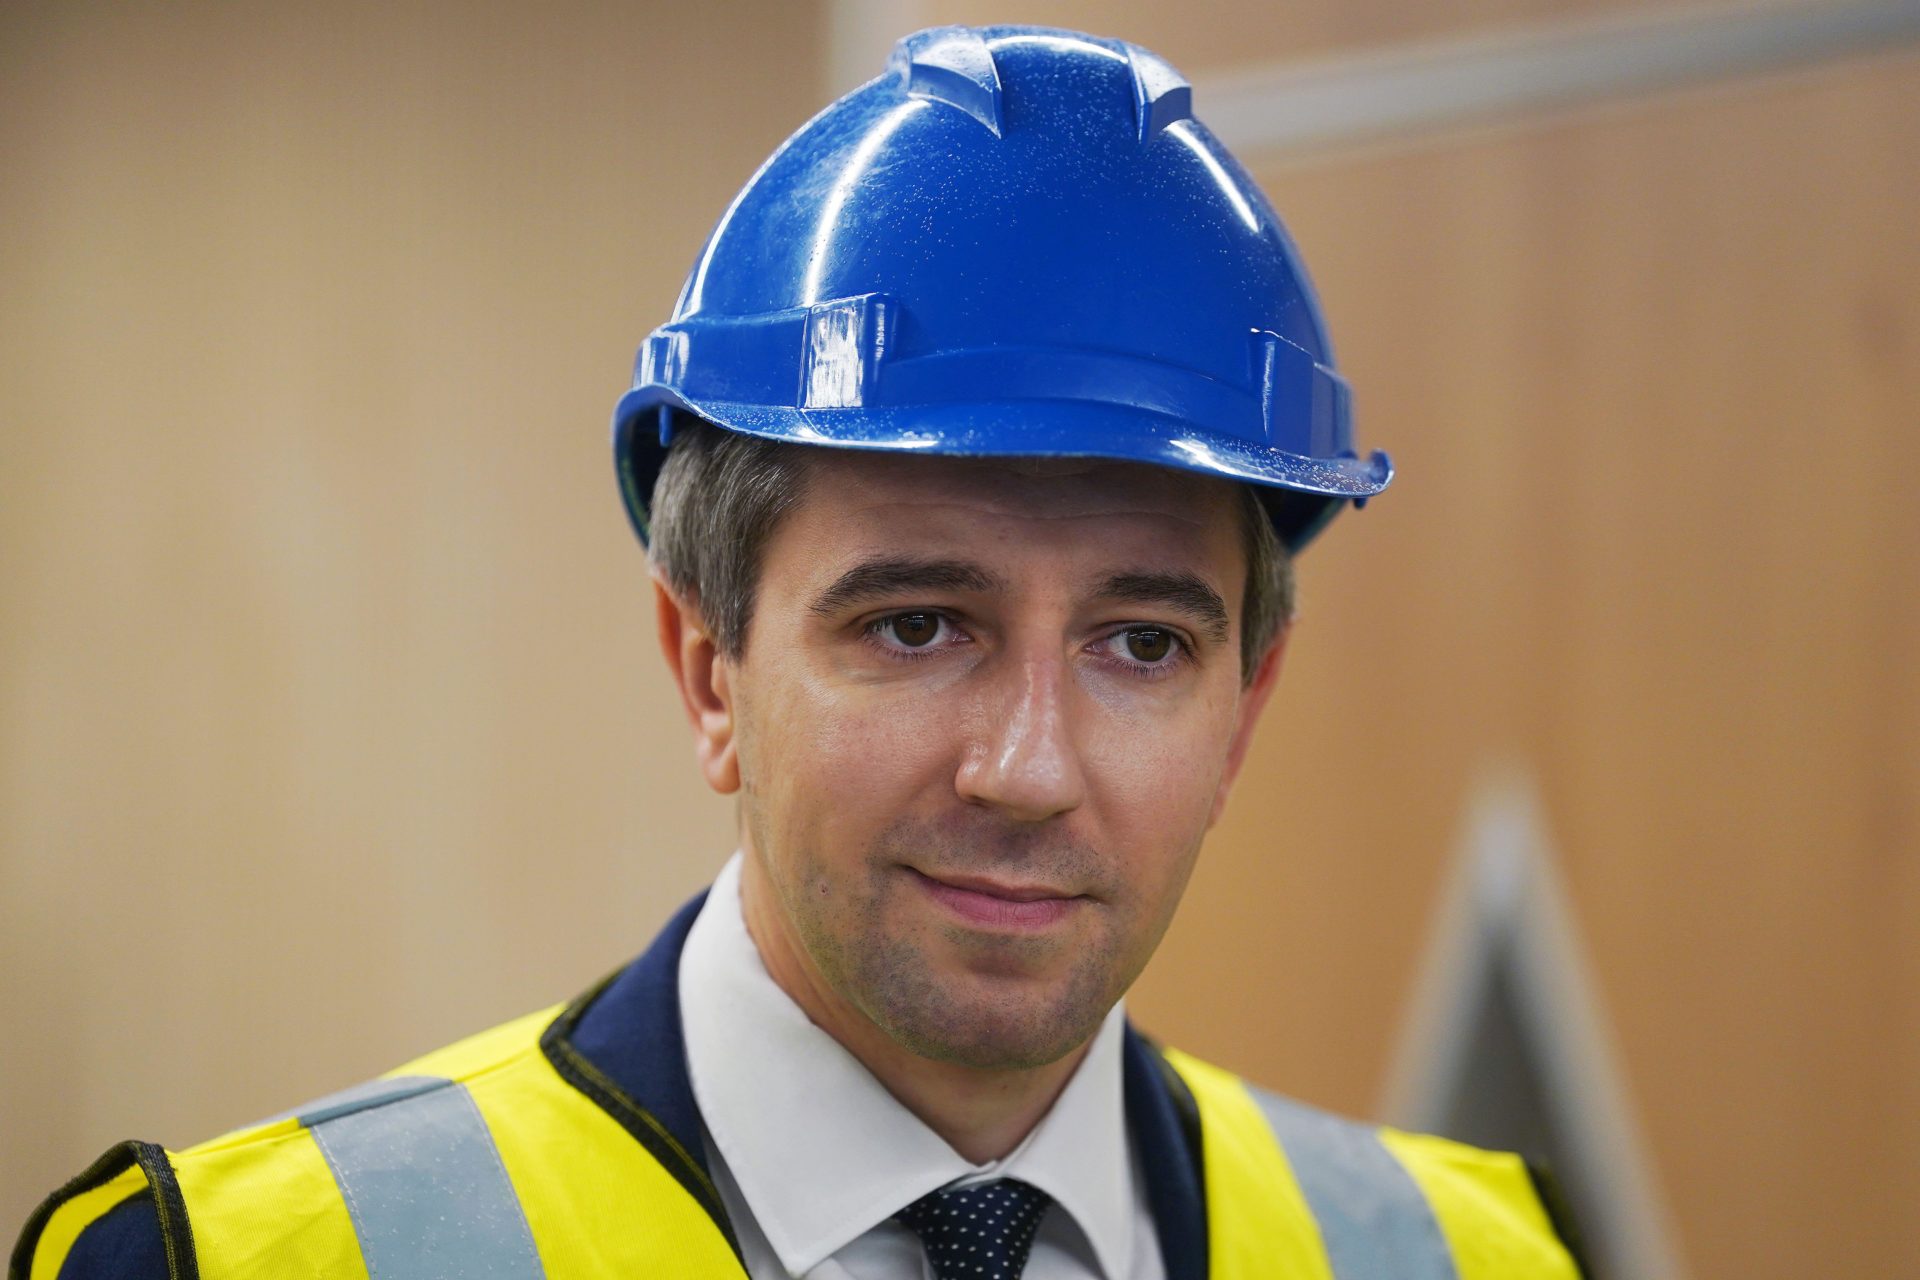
[286,1074,446,1126]
[302,1075,545,1279]
[1248,1086,1458,1280]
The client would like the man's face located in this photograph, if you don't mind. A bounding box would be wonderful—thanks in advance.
[710,451,1278,1071]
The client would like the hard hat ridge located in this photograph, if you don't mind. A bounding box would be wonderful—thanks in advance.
[886,25,1196,146]
[613,24,1393,553]
[888,26,1004,137]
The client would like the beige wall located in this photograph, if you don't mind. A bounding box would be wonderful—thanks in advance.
[1131,48,1920,1276]
[5,4,1916,1275]
[1,0,811,1227]
[930,0,1692,67]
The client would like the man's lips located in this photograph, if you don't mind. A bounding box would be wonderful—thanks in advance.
[907,866,1084,929]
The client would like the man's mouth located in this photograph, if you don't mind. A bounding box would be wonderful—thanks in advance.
[906,866,1084,929]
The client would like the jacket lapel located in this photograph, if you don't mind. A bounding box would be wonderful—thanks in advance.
[1123,1023,1211,1280]
[561,889,714,1172]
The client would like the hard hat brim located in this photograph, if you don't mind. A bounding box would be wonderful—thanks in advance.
[613,389,1391,554]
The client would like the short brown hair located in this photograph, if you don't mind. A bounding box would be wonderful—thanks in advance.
[648,419,1293,679]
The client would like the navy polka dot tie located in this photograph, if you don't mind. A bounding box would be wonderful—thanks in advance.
[895,1178,1054,1280]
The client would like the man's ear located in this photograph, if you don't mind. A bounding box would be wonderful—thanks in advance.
[1208,625,1288,828]
[652,569,741,795]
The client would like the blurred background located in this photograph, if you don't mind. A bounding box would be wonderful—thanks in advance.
[3,1,1915,1274]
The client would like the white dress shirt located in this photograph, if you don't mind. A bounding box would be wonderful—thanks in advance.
[679,853,1167,1280]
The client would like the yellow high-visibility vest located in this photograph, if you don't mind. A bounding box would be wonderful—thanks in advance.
[16,994,1581,1280]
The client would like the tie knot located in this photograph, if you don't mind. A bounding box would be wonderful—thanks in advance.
[895,1178,1054,1280]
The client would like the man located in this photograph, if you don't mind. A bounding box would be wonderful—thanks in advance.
[17,25,1584,1280]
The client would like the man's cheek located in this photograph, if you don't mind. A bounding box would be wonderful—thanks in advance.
[816,694,957,781]
[1086,724,1212,811]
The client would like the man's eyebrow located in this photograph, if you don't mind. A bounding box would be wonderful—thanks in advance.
[808,557,1007,616]
[1096,571,1231,643]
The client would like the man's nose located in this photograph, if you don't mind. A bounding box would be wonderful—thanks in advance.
[953,655,1087,822]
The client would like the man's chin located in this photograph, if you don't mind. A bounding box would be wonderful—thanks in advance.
[867,981,1112,1072]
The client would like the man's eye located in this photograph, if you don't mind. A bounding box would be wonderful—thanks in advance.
[875,612,945,649]
[1125,628,1173,662]
[1099,627,1182,667]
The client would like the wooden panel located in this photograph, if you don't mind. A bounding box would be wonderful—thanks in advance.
[926,0,1698,75]
[1129,49,1920,1278]
[0,0,819,1232]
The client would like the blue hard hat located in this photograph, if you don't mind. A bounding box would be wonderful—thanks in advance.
[613,25,1392,552]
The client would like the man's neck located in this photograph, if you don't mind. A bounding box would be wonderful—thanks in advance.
[738,853,1091,1164]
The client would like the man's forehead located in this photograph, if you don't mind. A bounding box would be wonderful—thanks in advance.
[754,449,1252,622]
[794,447,1243,530]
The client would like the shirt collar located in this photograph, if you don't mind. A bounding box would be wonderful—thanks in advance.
[679,852,1137,1279]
